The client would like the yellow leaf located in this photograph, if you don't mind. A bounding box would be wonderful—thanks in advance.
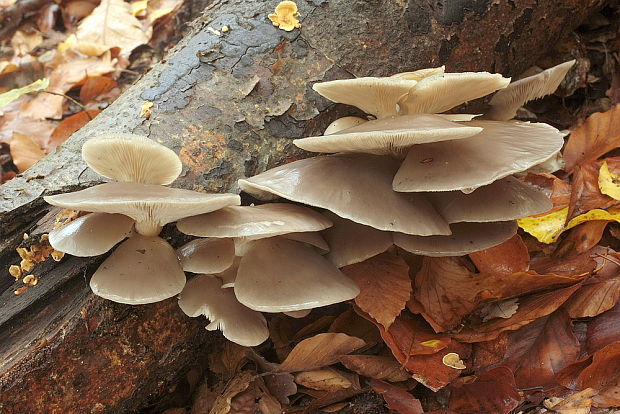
[131,0,148,16]
[599,161,620,200]
[0,78,49,109]
[565,208,620,231]
[517,207,568,244]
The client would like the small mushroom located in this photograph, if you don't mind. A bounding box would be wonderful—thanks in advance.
[177,238,235,274]
[81,133,182,185]
[178,275,269,346]
[393,221,518,257]
[313,77,418,119]
[485,60,576,121]
[397,72,510,115]
[239,153,451,236]
[293,114,483,155]
[234,237,359,312]
[393,120,565,192]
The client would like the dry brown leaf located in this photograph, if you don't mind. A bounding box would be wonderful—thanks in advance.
[559,220,610,255]
[10,131,45,171]
[523,172,572,209]
[448,367,521,414]
[577,341,620,408]
[342,253,412,329]
[564,105,620,173]
[11,30,43,56]
[0,99,55,148]
[75,0,150,58]
[469,234,530,275]
[245,349,297,405]
[545,388,597,413]
[374,312,451,356]
[50,110,101,149]
[454,284,581,343]
[402,342,471,391]
[368,379,424,414]
[564,279,620,318]
[339,355,410,382]
[207,341,248,381]
[208,371,253,414]
[80,76,118,103]
[567,159,620,220]
[587,302,620,354]
[328,308,383,345]
[294,368,354,392]
[278,333,366,372]
[144,0,183,27]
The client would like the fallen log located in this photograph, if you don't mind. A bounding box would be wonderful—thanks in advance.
[0,0,605,411]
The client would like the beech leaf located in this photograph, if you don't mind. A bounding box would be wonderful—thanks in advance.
[368,379,424,414]
[294,368,354,392]
[448,367,521,414]
[9,132,45,171]
[339,355,410,382]
[469,234,529,275]
[342,253,412,329]
[278,333,365,372]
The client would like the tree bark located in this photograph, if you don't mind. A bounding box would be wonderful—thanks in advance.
[0,0,606,412]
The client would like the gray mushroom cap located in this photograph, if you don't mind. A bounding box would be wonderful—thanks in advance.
[313,77,418,118]
[428,176,552,223]
[177,203,332,239]
[393,120,565,192]
[178,275,269,346]
[177,238,235,274]
[81,134,183,185]
[398,72,510,114]
[48,213,134,257]
[44,182,240,236]
[321,211,393,268]
[293,114,483,155]
[238,153,451,236]
[234,237,360,312]
[89,234,186,305]
[393,221,518,257]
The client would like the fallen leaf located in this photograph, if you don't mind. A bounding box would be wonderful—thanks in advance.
[569,160,620,219]
[294,368,354,392]
[564,105,620,173]
[245,349,297,405]
[0,78,49,109]
[558,220,609,255]
[448,367,521,414]
[328,308,383,345]
[564,279,620,318]
[207,341,248,381]
[278,333,366,372]
[518,207,568,243]
[544,388,597,413]
[50,110,101,150]
[342,253,412,329]
[523,172,572,208]
[11,30,43,56]
[578,341,620,402]
[75,0,150,58]
[469,234,529,275]
[208,371,253,414]
[339,355,410,383]
[405,342,472,391]
[587,302,620,354]
[10,132,45,171]
[144,0,183,27]
[455,284,581,343]
[79,76,118,103]
[480,298,519,322]
[368,379,423,414]
[503,310,580,389]
[599,160,620,200]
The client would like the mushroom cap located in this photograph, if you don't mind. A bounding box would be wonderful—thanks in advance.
[283,231,329,253]
[393,120,565,192]
[82,134,183,185]
[428,176,552,223]
[178,275,269,346]
[486,60,576,121]
[45,182,241,236]
[89,234,186,304]
[321,211,393,268]
[177,203,332,239]
[48,213,134,257]
[324,116,368,135]
[234,237,360,312]
[293,114,483,155]
[177,238,235,274]
[238,153,451,236]
[390,66,445,81]
[313,77,418,119]
[218,256,240,288]
[284,309,312,318]
[398,72,510,114]
[393,221,518,257]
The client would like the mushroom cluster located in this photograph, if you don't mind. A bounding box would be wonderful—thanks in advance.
[44,62,575,347]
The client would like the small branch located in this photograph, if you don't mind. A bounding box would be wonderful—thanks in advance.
[40,91,93,120]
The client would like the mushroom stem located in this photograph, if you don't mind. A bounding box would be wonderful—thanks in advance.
[135,221,163,236]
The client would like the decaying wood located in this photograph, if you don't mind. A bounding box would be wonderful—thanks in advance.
[0,0,606,411]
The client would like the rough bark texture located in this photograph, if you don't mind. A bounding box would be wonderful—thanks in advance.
[0,0,606,412]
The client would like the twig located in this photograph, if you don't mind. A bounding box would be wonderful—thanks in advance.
[40,91,93,120]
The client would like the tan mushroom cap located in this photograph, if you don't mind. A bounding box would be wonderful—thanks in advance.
[49,213,134,257]
[239,153,451,236]
[284,309,312,318]
[283,232,329,253]
[82,134,183,185]
[393,120,565,192]
[218,256,240,288]
[178,275,268,346]
[89,234,186,304]
[321,211,393,268]
[44,182,240,236]
[390,66,445,81]
[393,221,518,257]
[398,72,510,115]
[486,60,576,121]
[428,176,552,223]
[177,203,332,239]
[324,116,368,135]
[313,77,418,119]
[177,238,235,274]
[234,237,360,312]
[293,114,483,155]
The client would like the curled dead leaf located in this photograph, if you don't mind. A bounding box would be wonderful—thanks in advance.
[278,333,366,372]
